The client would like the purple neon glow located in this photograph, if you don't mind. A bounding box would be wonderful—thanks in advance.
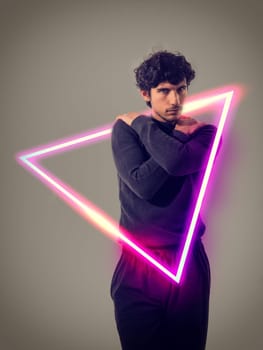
[15,85,243,284]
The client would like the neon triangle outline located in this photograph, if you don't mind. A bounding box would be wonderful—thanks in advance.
[15,86,240,284]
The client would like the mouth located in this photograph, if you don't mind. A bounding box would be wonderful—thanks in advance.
[166,107,182,114]
[166,110,181,117]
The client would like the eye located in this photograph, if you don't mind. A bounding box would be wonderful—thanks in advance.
[158,88,170,94]
[178,86,187,93]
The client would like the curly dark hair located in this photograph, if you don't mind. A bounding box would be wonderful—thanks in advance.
[134,50,195,107]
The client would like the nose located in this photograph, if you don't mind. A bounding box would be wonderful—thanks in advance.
[169,91,180,105]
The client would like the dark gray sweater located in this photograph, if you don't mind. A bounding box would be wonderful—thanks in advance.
[111,115,217,248]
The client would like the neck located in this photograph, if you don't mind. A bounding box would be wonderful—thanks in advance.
[151,111,177,126]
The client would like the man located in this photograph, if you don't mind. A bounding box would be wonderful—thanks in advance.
[110,50,216,350]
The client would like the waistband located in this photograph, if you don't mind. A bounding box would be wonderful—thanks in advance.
[121,237,202,255]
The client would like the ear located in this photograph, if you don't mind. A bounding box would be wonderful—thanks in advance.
[140,90,151,103]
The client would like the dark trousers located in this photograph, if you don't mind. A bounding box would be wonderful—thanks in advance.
[111,240,210,350]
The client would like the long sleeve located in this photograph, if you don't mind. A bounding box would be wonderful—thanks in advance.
[111,119,170,200]
[131,116,217,176]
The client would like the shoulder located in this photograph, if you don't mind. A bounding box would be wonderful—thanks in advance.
[112,119,139,139]
[190,124,218,147]
[194,123,217,135]
[111,119,142,149]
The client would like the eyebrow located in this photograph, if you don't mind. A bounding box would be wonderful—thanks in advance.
[156,84,188,90]
[156,87,170,90]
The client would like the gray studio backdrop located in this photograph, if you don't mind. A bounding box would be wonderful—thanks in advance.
[1,1,262,349]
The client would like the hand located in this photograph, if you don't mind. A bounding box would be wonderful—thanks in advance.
[115,112,142,126]
[175,116,206,135]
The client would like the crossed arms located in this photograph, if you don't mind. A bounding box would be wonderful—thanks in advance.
[111,116,217,200]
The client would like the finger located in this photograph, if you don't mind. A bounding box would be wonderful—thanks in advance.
[115,114,126,120]
[177,117,197,126]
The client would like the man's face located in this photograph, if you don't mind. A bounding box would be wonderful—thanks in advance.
[140,79,188,123]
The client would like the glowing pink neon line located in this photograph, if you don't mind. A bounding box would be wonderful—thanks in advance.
[18,125,113,161]
[21,158,180,282]
[176,91,233,281]
[16,85,242,284]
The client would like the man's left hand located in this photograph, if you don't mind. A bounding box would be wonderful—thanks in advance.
[115,112,142,126]
[175,116,206,135]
